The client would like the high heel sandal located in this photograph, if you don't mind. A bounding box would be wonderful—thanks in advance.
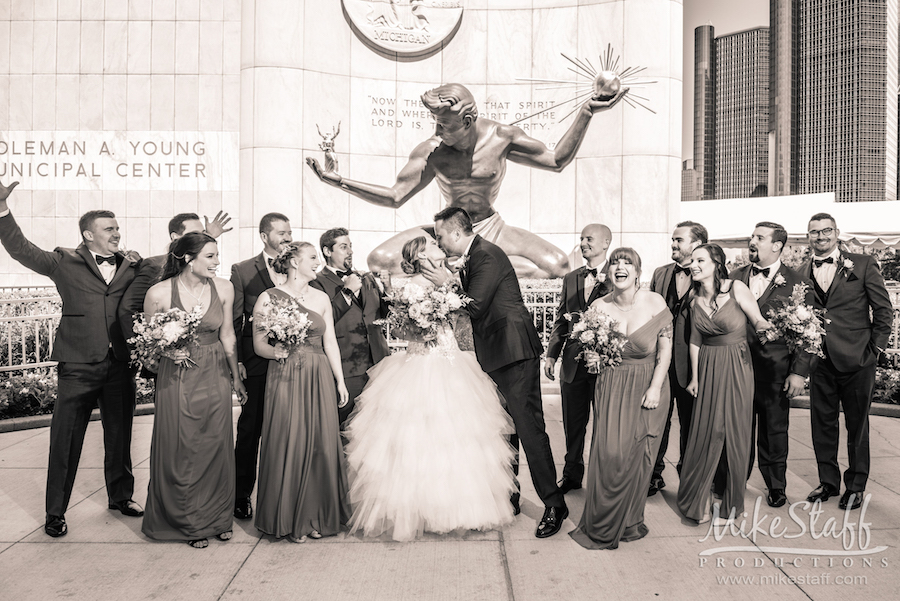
[216,530,233,541]
[187,538,209,549]
[287,535,308,543]
[308,530,322,540]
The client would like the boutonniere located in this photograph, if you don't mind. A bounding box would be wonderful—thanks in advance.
[451,254,468,273]
[841,257,854,276]
[773,273,786,287]
[122,249,141,264]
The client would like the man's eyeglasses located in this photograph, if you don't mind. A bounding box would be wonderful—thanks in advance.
[808,227,834,237]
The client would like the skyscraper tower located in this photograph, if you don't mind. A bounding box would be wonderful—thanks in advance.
[769,0,799,197]
[693,24,717,200]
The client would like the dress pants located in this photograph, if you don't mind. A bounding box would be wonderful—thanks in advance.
[47,354,136,517]
[234,373,267,502]
[652,368,694,479]
[341,373,370,427]
[489,358,564,509]
[810,355,875,492]
[748,377,790,490]
[559,362,595,484]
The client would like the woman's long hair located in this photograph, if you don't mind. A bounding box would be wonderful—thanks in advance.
[161,232,217,281]
[401,236,428,275]
[605,247,642,288]
[691,243,729,310]
[271,241,315,275]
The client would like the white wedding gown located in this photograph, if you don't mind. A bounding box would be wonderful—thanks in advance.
[344,315,516,542]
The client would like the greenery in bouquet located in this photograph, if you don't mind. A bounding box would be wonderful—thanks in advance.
[128,305,205,371]
[253,295,312,361]
[379,281,470,341]
[565,304,628,375]
[758,282,828,358]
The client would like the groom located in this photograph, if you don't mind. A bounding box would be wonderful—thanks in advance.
[423,207,567,538]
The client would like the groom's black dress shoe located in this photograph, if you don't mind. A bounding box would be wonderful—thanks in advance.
[557,478,582,495]
[535,505,568,538]
[234,497,253,520]
[806,483,839,503]
[45,515,67,538]
[647,475,666,497]
[108,499,144,517]
[510,493,521,516]
[839,490,863,510]
[767,489,787,508]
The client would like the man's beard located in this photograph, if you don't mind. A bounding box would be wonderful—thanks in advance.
[343,257,353,271]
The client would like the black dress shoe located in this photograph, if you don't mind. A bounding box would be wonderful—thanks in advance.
[510,493,521,516]
[806,483,839,503]
[767,489,787,508]
[535,505,569,538]
[108,500,144,517]
[839,490,863,510]
[234,498,253,520]
[557,478,583,495]
[647,475,666,497]
[45,515,67,538]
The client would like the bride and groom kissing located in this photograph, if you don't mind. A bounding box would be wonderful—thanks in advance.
[349,206,567,541]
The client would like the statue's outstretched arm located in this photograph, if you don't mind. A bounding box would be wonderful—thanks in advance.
[507,88,629,172]
[305,140,437,209]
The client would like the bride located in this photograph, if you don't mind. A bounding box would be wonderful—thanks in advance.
[344,236,517,542]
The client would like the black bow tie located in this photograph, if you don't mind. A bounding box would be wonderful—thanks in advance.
[267,257,275,268]
[674,264,691,276]
[814,257,834,268]
[95,254,115,266]
[750,266,770,278]
[336,269,353,278]
[583,267,597,278]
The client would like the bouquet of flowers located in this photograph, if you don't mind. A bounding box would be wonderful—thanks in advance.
[565,305,629,374]
[758,282,828,358]
[128,305,205,371]
[379,280,470,341]
[253,295,312,361]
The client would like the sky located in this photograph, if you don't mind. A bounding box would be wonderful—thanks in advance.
[682,0,769,160]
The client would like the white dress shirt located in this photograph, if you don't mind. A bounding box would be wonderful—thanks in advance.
[812,247,840,293]
[749,259,781,300]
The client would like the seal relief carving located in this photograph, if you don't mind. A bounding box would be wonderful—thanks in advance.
[342,0,464,56]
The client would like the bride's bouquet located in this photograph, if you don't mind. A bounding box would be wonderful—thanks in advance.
[565,305,628,374]
[758,282,828,358]
[253,295,312,361]
[128,305,205,371]
[379,281,470,341]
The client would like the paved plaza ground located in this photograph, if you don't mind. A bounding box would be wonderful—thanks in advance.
[0,383,897,600]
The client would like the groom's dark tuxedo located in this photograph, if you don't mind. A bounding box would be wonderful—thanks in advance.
[0,211,139,518]
[729,262,815,491]
[460,235,564,509]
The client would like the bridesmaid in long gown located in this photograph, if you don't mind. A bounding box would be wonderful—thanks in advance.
[570,248,673,550]
[142,233,248,549]
[253,242,350,542]
[677,244,771,524]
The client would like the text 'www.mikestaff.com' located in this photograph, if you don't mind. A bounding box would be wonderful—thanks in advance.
[715,573,868,586]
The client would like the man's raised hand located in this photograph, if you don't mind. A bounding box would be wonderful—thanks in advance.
[0,180,20,203]
[204,211,233,238]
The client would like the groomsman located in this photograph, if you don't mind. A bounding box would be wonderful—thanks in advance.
[0,180,142,537]
[544,223,612,493]
[311,228,390,425]
[729,222,815,507]
[231,213,292,520]
[648,221,707,496]
[120,211,232,349]
[803,213,892,510]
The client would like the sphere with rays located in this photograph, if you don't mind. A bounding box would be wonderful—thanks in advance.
[592,70,622,101]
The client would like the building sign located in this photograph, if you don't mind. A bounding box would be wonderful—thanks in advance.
[342,0,464,56]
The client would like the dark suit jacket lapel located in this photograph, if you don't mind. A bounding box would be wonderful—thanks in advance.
[255,253,275,289]
[575,269,587,310]
[107,253,134,288]
[756,264,782,308]
[661,264,675,298]
[824,253,845,300]
[76,244,107,284]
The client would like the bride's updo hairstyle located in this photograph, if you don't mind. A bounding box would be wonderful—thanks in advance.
[401,236,428,275]
[162,231,217,281]
[271,241,315,275]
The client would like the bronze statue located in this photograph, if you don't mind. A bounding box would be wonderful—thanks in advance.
[306,83,627,278]
[316,122,341,175]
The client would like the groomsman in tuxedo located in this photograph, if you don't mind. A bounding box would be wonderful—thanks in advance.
[0,180,142,537]
[729,222,815,507]
[120,211,232,351]
[230,212,292,520]
[544,223,612,494]
[311,227,390,425]
[648,221,707,496]
[803,213,892,510]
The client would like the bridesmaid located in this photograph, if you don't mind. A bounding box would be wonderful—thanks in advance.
[142,233,248,549]
[677,244,770,524]
[253,242,350,542]
[570,248,673,550]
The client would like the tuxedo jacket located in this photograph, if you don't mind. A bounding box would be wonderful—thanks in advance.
[310,268,389,379]
[545,265,611,383]
[461,235,544,374]
[728,263,816,383]
[0,212,139,363]
[799,252,892,373]
[650,263,692,388]
[231,253,276,377]
[119,254,166,343]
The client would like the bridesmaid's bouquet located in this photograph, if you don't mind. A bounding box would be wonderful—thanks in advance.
[128,305,205,371]
[254,295,312,361]
[565,305,628,374]
[379,281,470,341]
[758,282,829,358]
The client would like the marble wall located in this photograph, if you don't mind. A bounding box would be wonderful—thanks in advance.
[0,0,242,285]
[241,0,683,274]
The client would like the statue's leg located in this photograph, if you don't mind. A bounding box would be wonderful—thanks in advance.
[366,226,434,275]
[495,225,570,279]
